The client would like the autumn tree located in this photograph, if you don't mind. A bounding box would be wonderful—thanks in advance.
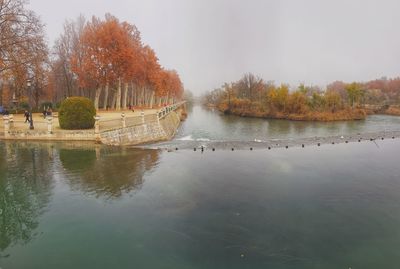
[71,15,120,109]
[236,73,265,101]
[346,82,363,108]
[69,14,184,111]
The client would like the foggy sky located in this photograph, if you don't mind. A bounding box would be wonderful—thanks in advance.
[28,0,400,94]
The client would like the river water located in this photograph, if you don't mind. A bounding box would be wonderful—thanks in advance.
[154,105,400,149]
[1,106,400,269]
[177,105,400,141]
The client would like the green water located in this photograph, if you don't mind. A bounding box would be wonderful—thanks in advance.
[1,140,400,268]
[1,108,400,268]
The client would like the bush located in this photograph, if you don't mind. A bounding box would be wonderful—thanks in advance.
[58,97,96,130]
[41,101,53,110]
[18,101,30,111]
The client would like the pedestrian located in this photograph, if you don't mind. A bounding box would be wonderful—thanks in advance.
[24,110,30,123]
[47,107,52,117]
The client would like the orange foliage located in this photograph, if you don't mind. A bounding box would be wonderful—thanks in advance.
[70,14,184,109]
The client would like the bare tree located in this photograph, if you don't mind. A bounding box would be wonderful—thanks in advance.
[236,73,265,101]
[0,0,49,106]
[52,15,86,100]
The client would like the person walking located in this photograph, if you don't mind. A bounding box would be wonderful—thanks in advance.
[24,110,30,123]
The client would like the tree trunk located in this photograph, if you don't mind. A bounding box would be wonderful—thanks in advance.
[122,82,128,110]
[134,86,138,106]
[103,82,109,109]
[143,87,147,106]
[130,83,135,107]
[141,87,145,106]
[116,78,122,110]
[111,91,117,110]
[144,88,148,107]
[149,91,155,108]
[94,86,102,110]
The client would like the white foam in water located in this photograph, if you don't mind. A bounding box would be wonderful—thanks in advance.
[177,135,194,141]
[196,138,211,142]
[177,135,210,142]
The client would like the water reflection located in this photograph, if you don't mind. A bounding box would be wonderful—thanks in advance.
[62,147,160,199]
[0,143,53,252]
[0,142,160,255]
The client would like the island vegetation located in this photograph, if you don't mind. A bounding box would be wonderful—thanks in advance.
[202,73,400,121]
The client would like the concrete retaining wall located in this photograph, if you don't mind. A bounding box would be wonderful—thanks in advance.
[1,129,95,141]
[100,109,183,146]
[1,104,185,145]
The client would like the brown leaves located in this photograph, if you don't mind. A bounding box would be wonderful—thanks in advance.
[70,14,183,102]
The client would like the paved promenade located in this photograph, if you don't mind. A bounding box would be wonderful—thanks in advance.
[0,102,186,144]
[0,109,158,133]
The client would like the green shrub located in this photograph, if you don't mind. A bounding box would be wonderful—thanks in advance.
[18,101,30,110]
[55,101,62,109]
[41,101,53,110]
[59,97,96,130]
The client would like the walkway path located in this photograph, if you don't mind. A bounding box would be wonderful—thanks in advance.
[0,108,158,133]
[0,102,186,144]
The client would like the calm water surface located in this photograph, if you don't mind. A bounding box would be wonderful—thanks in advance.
[1,108,400,269]
[174,105,400,142]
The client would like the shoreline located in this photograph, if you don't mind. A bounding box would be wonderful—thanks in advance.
[1,103,186,146]
[205,104,400,122]
[218,106,367,122]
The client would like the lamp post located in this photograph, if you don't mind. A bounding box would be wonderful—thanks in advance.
[27,80,34,130]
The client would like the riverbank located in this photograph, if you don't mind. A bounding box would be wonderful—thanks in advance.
[1,102,186,146]
[384,106,400,116]
[217,105,367,121]
[100,107,185,146]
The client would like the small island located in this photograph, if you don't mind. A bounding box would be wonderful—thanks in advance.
[203,73,400,121]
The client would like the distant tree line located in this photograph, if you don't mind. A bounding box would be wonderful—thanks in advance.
[202,73,400,121]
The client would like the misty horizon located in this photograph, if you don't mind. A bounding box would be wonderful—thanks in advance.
[28,0,400,94]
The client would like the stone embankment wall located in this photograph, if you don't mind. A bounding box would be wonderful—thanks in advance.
[100,108,183,146]
[1,103,186,145]
[1,128,95,141]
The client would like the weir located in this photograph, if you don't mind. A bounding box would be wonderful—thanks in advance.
[144,130,400,151]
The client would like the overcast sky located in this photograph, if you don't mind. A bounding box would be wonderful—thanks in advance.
[28,0,400,94]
